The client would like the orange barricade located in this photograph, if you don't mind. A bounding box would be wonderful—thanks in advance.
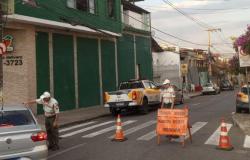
[156,107,192,147]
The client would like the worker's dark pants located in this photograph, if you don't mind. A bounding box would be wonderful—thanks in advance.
[163,103,174,108]
[45,116,59,148]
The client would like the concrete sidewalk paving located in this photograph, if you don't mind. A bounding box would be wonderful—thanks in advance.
[232,113,250,135]
[37,106,110,128]
[37,92,202,128]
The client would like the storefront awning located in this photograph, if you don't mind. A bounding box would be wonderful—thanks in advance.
[5,14,121,37]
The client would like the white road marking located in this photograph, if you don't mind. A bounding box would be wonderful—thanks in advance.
[60,121,114,138]
[108,120,156,138]
[137,130,156,141]
[82,120,136,138]
[137,122,207,141]
[48,143,86,159]
[243,135,250,148]
[173,122,208,142]
[59,121,96,133]
[205,123,232,145]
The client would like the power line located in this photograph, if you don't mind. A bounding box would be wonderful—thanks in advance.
[162,0,214,29]
[139,4,250,11]
[122,11,207,46]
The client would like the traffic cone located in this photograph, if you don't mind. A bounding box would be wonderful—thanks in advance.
[112,114,127,142]
[217,119,233,151]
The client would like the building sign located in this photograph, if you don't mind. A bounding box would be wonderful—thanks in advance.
[239,46,250,67]
[3,56,23,66]
[181,64,188,75]
[3,35,14,52]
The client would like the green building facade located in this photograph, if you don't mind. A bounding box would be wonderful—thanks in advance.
[5,0,152,113]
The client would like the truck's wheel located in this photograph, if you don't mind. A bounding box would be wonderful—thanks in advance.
[140,98,149,114]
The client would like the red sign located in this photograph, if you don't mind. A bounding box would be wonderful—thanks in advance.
[0,43,6,55]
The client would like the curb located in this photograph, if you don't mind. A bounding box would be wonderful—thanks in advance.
[189,93,202,99]
[232,114,247,135]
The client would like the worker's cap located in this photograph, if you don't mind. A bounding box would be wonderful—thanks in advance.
[163,79,171,85]
[41,91,51,99]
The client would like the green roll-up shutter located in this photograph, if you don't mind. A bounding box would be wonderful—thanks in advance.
[77,37,100,107]
[36,32,50,115]
[53,33,75,111]
[117,34,135,84]
[101,39,116,92]
[136,36,153,80]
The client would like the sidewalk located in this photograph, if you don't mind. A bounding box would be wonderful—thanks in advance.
[37,92,202,128]
[232,113,250,135]
[184,91,202,100]
[37,105,110,128]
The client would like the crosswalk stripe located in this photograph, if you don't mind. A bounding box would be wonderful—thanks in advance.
[60,121,114,138]
[59,121,96,133]
[82,120,136,138]
[243,135,250,148]
[109,120,156,139]
[137,122,207,141]
[173,122,208,142]
[137,130,156,141]
[205,123,232,145]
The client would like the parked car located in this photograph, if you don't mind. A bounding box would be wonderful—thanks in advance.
[104,79,161,115]
[236,85,250,113]
[202,83,220,95]
[220,80,234,91]
[158,84,184,105]
[0,105,48,160]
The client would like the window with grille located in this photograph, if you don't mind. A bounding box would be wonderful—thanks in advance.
[67,0,95,14]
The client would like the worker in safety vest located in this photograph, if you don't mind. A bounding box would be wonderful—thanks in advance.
[161,79,175,109]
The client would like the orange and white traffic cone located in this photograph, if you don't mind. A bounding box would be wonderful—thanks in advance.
[217,119,233,151]
[112,114,127,142]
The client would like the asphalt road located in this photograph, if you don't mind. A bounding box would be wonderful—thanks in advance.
[48,91,250,160]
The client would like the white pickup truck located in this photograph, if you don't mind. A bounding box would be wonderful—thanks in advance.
[104,79,161,115]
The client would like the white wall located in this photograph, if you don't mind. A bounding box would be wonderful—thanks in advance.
[123,10,150,31]
[153,51,181,88]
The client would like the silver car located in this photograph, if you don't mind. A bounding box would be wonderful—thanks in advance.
[0,106,48,160]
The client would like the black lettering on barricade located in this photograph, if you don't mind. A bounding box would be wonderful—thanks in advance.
[156,108,192,147]
[3,55,23,66]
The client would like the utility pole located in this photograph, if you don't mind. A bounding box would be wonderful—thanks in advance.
[0,2,4,109]
[0,1,3,112]
[206,28,221,82]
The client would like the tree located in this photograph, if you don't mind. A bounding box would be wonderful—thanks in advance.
[234,25,250,54]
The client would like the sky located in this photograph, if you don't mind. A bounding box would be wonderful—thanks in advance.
[135,0,250,58]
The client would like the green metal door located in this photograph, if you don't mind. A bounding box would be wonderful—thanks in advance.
[117,34,135,84]
[101,39,116,92]
[36,32,50,115]
[136,36,153,80]
[77,37,100,107]
[53,33,75,111]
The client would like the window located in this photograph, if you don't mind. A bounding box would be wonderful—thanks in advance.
[67,0,95,14]
[107,0,115,18]
[119,82,144,90]
[0,110,35,126]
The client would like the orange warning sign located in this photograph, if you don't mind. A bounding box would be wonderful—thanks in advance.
[156,108,188,136]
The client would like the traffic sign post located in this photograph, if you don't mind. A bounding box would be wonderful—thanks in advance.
[238,47,250,112]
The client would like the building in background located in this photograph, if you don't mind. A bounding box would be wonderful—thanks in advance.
[1,0,152,114]
[152,39,182,88]
[180,48,208,91]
